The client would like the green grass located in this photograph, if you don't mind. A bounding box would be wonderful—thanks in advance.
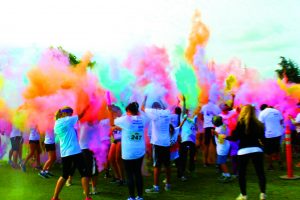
[1,158,300,200]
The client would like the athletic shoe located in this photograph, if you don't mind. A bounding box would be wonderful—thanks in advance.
[135,196,144,200]
[260,193,267,200]
[46,171,54,177]
[145,186,160,193]
[236,194,247,200]
[180,176,187,182]
[90,188,99,195]
[38,171,49,179]
[51,198,60,200]
[65,180,72,187]
[164,184,171,192]
[127,197,135,200]
[85,197,93,200]
[20,163,26,172]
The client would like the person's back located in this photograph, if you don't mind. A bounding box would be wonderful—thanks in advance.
[145,108,171,147]
[201,101,221,128]
[54,115,81,157]
[259,108,283,138]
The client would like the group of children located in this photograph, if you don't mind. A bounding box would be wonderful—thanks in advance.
[2,94,296,200]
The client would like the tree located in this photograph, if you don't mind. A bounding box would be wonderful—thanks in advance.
[275,56,300,83]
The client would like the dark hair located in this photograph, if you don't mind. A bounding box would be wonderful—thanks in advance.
[260,104,268,111]
[212,115,223,127]
[175,107,182,115]
[61,106,73,114]
[126,102,139,115]
[297,102,300,107]
[152,102,162,109]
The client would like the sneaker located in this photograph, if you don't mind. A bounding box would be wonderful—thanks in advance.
[85,197,93,200]
[164,184,171,191]
[90,188,99,195]
[127,197,135,200]
[236,194,247,200]
[65,180,72,187]
[38,171,49,179]
[51,198,60,200]
[46,171,54,177]
[180,176,187,182]
[135,196,144,200]
[260,193,266,200]
[20,163,26,172]
[145,186,160,193]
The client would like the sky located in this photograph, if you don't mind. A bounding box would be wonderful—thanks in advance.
[0,0,299,77]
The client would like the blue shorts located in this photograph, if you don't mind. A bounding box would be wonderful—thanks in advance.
[217,155,227,165]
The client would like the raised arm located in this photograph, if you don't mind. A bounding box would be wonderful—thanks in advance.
[78,105,90,120]
[182,95,187,116]
[141,95,148,112]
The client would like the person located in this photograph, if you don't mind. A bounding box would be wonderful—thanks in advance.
[142,96,172,193]
[39,129,56,178]
[51,106,92,200]
[107,104,125,185]
[79,121,100,195]
[219,94,239,176]
[178,95,198,180]
[259,104,284,170]
[21,126,42,171]
[200,100,221,166]
[212,116,232,182]
[114,102,147,200]
[224,105,266,200]
[289,102,300,167]
[9,126,24,169]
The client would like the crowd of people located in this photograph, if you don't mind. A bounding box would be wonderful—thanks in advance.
[1,95,300,200]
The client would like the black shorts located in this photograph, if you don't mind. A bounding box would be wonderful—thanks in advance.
[45,143,56,152]
[204,127,215,146]
[29,140,40,145]
[264,136,281,155]
[61,153,88,179]
[113,139,121,144]
[152,145,170,168]
[10,136,23,151]
[82,149,99,177]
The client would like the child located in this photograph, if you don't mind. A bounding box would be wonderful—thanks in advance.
[212,115,232,182]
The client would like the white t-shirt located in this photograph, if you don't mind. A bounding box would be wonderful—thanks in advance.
[45,130,55,144]
[114,114,146,160]
[215,125,230,156]
[79,122,99,150]
[54,115,81,157]
[170,127,180,145]
[144,108,171,147]
[99,119,111,141]
[259,108,284,138]
[10,127,22,138]
[295,113,300,133]
[29,128,40,141]
[201,102,221,128]
[181,116,197,143]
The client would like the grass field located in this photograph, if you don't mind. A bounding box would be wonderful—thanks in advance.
[1,157,300,200]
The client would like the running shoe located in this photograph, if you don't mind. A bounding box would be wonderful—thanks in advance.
[135,196,144,200]
[20,163,26,172]
[260,193,266,200]
[236,194,247,200]
[38,171,49,179]
[145,186,160,193]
